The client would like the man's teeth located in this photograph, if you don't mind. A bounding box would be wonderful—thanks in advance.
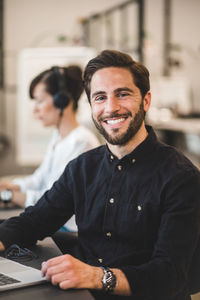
[106,118,125,125]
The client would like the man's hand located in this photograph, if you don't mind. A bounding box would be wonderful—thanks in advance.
[41,254,101,290]
[41,254,132,295]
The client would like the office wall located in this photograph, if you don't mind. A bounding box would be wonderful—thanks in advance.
[0,0,128,175]
[144,0,200,111]
[171,0,200,112]
[0,0,200,176]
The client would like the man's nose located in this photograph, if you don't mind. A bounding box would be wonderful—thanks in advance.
[105,96,120,113]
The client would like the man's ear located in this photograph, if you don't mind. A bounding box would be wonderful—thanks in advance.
[143,91,151,112]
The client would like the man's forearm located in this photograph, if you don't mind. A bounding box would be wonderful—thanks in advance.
[41,254,132,296]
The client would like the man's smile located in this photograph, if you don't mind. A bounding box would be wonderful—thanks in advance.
[105,117,126,125]
[100,113,131,127]
[99,112,132,131]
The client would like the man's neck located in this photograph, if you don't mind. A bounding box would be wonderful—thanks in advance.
[107,124,148,159]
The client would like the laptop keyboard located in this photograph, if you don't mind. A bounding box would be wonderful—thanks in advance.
[0,273,20,286]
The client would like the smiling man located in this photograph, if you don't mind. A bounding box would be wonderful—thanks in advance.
[90,66,150,157]
[0,50,200,300]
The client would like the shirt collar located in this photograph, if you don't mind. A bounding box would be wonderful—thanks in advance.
[105,125,158,163]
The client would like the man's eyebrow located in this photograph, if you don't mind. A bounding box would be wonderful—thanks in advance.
[114,87,134,93]
[91,87,134,99]
[91,90,106,99]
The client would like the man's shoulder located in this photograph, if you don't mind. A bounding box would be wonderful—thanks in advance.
[157,140,200,177]
[69,144,106,165]
[79,143,105,157]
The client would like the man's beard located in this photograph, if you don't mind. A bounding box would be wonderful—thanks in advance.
[92,101,145,146]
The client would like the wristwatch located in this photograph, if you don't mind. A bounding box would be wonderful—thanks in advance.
[0,189,13,203]
[101,267,117,293]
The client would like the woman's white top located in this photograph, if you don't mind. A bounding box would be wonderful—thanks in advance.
[14,126,100,231]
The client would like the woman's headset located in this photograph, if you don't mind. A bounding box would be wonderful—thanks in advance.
[51,66,71,115]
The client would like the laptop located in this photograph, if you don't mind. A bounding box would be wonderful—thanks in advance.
[0,256,46,291]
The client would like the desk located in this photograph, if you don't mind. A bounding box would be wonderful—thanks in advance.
[0,237,94,300]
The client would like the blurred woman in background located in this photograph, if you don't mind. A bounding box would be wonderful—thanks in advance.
[0,65,100,231]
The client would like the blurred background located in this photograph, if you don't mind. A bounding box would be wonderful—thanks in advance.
[0,0,200,177]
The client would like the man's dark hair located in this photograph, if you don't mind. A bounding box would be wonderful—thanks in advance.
[83,49,150,102]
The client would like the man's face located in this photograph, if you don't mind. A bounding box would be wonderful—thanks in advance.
[90,67,150,146]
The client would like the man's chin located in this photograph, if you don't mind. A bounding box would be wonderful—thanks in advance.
[93,118,131,145]
[102,131,132,146]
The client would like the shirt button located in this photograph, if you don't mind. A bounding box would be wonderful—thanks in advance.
[98,258,103,263]
[106,232,112,237]
[137,205,142,211]
[117,165,122,171]
[132,158,136,163]
[110,155,114,160]
[109,198,114,204]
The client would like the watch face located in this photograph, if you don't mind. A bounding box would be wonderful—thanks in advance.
[102,267,117,293]
[104,271,113,283]
[1,189,12,202]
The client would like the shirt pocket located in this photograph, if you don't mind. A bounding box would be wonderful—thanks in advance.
[118,186,161,248]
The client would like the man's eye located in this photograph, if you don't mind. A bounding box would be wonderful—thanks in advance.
[118,92,129,98]
[95,96,105,102]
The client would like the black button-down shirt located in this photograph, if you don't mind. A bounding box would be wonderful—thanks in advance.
[0,126,200,300]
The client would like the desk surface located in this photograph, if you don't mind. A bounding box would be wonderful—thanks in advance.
[0,237,94,300]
